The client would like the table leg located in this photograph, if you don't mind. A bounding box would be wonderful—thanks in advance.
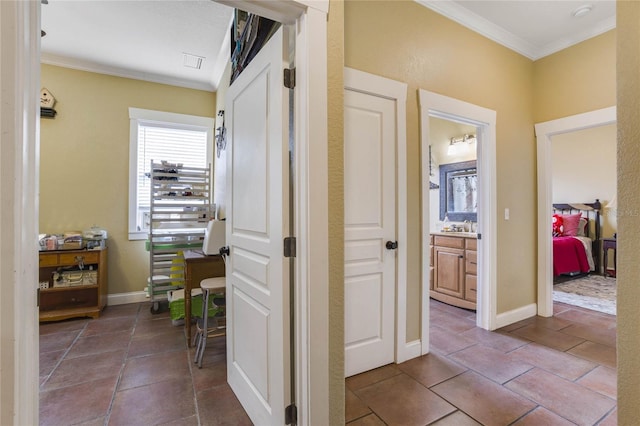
[185,285,192,347]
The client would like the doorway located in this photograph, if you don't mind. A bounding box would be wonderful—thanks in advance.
[418,90,497,351]
[535,106,617,317]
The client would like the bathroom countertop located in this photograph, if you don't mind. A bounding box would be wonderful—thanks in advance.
[430,231,477,238]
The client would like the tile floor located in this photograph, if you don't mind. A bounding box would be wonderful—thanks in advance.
[40,299,617,426]
[346,300,617,426]
[39,302,250,426]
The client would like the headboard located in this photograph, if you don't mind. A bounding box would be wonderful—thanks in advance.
[552,199,602,271]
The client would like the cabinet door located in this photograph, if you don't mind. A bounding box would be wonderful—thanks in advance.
[434,246,465,298]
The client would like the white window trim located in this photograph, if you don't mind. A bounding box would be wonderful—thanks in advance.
[128,107,214,240]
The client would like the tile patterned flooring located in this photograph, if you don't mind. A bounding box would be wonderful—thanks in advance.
[39,302,250,426]
[40,299,617,425]
[346,300,617,426]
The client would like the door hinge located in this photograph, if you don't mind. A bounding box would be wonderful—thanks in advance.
[284,237,296,258]
[284,68,296,89]
[477,233,482,240]
[285,403,297,425]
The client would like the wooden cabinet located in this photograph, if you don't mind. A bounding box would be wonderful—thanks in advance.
[430,234,477,310]
[38,248,108,322]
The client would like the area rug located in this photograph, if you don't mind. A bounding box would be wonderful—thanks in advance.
[553,274,616,315]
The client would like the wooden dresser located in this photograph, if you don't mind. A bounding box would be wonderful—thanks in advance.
[430,233,477,310]
[38,248,108,322]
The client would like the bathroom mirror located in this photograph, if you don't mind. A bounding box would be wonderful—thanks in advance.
[439,160,477,221]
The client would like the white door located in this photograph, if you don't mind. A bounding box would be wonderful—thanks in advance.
[225,27,291,425]
[344,89,397,377]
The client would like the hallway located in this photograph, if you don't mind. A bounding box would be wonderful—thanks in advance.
[346,299,616,425]
[39,298,616,425]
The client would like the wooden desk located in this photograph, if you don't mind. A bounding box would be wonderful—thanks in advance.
[603,238,617,277]
[183,250,225,346]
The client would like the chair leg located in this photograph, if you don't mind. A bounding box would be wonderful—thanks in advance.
[195,289,210,368]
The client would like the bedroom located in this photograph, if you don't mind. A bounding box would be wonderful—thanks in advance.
[550,123,617,315]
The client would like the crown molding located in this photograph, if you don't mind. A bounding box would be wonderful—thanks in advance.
[41,53,217,92]
[415,0,616,61]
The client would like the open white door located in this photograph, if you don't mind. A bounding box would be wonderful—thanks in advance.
[225,27,291,425]
[343,88,397,377]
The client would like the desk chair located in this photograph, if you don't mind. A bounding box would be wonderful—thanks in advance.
[193,276,226,368]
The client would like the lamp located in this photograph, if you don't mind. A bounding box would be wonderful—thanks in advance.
[605,195,617,238]
[447,134,476,156]
[605,195,617,210]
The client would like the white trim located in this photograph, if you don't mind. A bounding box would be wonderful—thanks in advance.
[495,303,538,329]
[419,90,498,354]
[107,291,149,306]
[404,340,422,360]
[294,8,329,426]
[1,1,40,423]
[41,53,220,92]
[344,68,411,364]
[535,106,616,317]
[414,1,615,60]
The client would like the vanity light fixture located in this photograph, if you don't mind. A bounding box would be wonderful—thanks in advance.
[572,4,593,18]
[447,134,476,156]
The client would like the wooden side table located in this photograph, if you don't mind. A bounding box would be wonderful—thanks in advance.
[602,237,617,277]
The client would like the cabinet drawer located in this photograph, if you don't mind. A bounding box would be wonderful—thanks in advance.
[433,235,465,249]
[465,274,477,302]
[466,238,477,250]
[39,253,58,267]
[40,288,98,312]
[59,251,100,266]
[466,250,477,275]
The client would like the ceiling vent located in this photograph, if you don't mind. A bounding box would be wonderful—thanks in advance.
[183,53,204,70]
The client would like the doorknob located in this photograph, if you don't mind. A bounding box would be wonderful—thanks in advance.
[386,241,398,250]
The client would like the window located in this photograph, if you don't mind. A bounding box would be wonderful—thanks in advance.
[128,108,214,240]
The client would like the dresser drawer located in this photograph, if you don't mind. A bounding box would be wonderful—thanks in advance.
[59,251,100,266]
[39,253,59,267]
[433,235,465,249]
[466,238,477,250]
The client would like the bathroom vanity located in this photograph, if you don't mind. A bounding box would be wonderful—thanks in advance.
[430,232,477,310]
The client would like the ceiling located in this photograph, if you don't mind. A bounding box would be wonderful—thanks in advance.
[40,1,616,92]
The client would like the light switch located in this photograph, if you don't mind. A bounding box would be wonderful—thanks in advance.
[504,208,510,220]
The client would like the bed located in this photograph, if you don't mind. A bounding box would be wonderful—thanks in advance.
[552,200,602,278]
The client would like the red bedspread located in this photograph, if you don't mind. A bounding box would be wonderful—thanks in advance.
[553,236,591,276]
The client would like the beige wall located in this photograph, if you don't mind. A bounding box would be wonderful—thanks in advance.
[533,30,616,122]
[328,0,345,422]
[345,0,537,337]
[40,64,216,295]
[616,1,640,422]
[551,124,617,237]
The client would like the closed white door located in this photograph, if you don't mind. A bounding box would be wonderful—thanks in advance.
[225,27,291,425]
[344,89,397,377]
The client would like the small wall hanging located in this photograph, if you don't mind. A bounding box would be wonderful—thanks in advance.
[216,110,227,158]
[40,87,57,118]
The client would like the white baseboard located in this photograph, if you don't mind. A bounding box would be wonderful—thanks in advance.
[107,291,149,306]
[495,303,537,329]
[398,339,422,363]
